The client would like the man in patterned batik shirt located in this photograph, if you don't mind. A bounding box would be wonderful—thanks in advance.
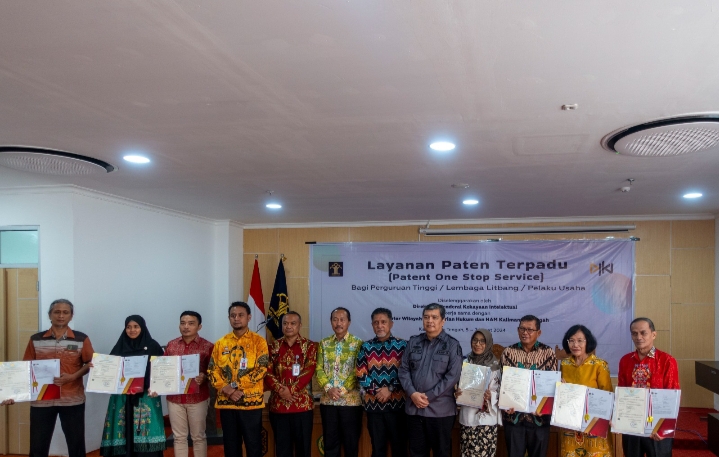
[356,307,408,457]
[500,314,558,457]
[266,311,318,457]
[209,302,269,457]
[619,317,679,457]
[316,307,364,457]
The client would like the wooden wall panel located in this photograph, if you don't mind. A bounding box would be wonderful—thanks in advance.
[654,330,670,353]
[671,248,715,304]
[4,269,38,455]
[678,359,714,407]
[244,229,279,253]
[633,221,671,275]
[671,304,715,360]
[633,276,670,331]
[349,226,419,242]
[672,220,715,249]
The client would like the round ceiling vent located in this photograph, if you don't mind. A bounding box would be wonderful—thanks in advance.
[0,146,115,175]
[601,114,719,157]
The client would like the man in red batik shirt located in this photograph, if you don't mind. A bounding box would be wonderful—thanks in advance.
[265,311,318,457]
[618,317,679,457]
[163,311,214,457]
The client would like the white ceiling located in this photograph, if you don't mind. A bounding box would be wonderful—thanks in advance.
[1,1,718,224]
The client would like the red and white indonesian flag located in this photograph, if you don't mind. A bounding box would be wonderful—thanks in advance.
[247,259,266,337]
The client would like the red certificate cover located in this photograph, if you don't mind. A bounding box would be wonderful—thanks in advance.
[536,396,554,415]
[650,418,677,438]
[183,378,200,395]
[34,384,61,400]
[583,417,610,439]
[122,377,144,394]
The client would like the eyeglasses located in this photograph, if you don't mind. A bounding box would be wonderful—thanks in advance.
[517,327,537,334]
[471,339,487,345]
[567,339,586,345]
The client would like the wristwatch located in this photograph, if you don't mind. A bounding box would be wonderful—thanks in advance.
[230,382,238,389]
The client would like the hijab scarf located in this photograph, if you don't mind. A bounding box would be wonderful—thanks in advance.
[466,328,500,372]
[110,315,163,357]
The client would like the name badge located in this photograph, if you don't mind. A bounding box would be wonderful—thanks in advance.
[66,344,78,351]
[292,363,301,376]
[240,357,248,370]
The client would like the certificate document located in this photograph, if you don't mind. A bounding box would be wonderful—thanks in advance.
[612,387,649,436]
[30,359,61,401]
[645,389,681,438]
[551,382,588,430]
[118,356,148,394]
[456,363,491,408]
[582,388,614,438]
[531,370,561,415]
[498,366,532,412]
[0,361,32,402]
[87,354,122,394]
[180,354,200,394]
[150,356,181,395]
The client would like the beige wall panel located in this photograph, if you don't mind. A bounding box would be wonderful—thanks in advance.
[18,299,39,332]
[0,270,5,454]
[287,277,309,322]
[349,226,419,242]
[243,253,281,308]
[633,276,670,331]
[243,229,278,253]
[8,402,30,454]
[671,248,715,304]
[677,360,714,407]
[278,228,349,279]
[671,304,715,360]
[633,221,670,275]
[672,220,715,249]
[653,330,670,353]
[17,269,38,299]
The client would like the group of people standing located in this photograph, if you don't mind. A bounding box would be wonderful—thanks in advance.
[4,298,679,457]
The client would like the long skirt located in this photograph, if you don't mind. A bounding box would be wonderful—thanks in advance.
[560,430,613,457]
[100,393,166,457]
[460,424,498,457]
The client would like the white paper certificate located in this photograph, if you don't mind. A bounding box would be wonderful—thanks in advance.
[645,389,681,436]
[456,363,491,408]
[87,354,122,394]
[0,361,32,402]
[550,382,587,430]
[584,388,614,424]
[612,387,649,436]
[498,366,532,412]
[30,359,60,400]
[116,354,146,387]
[150,356,181,395]
[180,354,200,392]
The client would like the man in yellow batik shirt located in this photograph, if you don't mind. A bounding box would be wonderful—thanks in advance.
[209,302,269,457]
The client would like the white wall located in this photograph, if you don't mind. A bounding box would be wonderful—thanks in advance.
[0,185,244,454]
[715,214,719,410]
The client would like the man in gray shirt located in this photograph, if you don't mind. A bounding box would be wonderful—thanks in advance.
[398,303,462,457]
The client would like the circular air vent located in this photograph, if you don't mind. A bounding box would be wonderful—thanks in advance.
[601,114,719,157]
[0,146,115,175]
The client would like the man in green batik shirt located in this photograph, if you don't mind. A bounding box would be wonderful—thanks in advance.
[316,307,363,457]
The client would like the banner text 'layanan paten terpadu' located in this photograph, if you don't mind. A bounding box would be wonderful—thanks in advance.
[309,241,635,375]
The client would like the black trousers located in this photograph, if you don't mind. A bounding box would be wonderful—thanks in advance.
[30,404,86,457]
[366,410,408,457]
[319,405,363,457]
[406,414,455,457]
[220,409,263,457]
[269,411,314,457]
[503,421,550,457]
[622,435,674,457]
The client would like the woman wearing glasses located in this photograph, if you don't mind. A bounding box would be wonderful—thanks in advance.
[559,325,613,457]
[455,329,502,457]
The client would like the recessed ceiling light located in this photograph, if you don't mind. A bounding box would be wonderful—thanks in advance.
[463,199,479,205]
[123,155,150,164]
[430,142,456,152]
[451,183,470,189]
[683,192,702,199]
[266,203,282,209]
